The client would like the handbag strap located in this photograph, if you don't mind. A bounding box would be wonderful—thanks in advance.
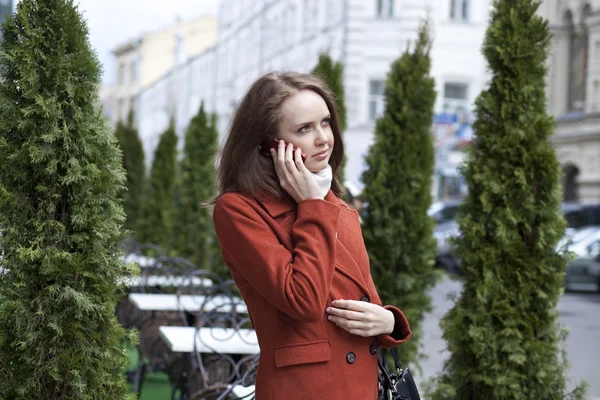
[378,351,394,387]
[390,347,403,371]
[379,347,404,374]
[378,347,405,386]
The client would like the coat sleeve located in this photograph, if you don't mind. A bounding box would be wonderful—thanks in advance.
[213,193,341,322]
[365,271,412,348]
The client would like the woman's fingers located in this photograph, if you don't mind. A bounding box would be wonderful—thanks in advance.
[270,148,286,184]
[326,306,366,321]
[272,141,294,187]
[284,142,300,176]
[330,300,370,312]
[327,315,365,329]
[328,315,374,336]
[295,148,306,169]
[326,300,395,337]
[326,303,372,334]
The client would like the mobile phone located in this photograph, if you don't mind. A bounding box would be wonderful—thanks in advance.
[259,138,307,164]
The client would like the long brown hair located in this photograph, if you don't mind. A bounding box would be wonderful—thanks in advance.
[212,71,345,203]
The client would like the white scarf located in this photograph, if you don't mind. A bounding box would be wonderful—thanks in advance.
[311,164,333,198]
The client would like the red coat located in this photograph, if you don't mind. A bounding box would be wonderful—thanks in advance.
[213,190,411,400]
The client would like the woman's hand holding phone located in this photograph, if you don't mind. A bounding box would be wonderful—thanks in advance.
[270,140,323,202]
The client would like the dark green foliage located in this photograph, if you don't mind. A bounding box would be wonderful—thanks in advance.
[115,110,146,235]
[139,119,178,250]
[311,52,347,185]
[176,103,225,278]
[426,1,587,399]
[0,0,135,398]
[360,23,438,367]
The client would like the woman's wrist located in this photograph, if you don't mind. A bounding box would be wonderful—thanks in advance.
[385,309,395,335]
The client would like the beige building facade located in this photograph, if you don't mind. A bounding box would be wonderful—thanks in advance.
[110,15,218,125]
[540,0,600,204]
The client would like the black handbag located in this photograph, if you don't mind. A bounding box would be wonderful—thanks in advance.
[377,347,421,400]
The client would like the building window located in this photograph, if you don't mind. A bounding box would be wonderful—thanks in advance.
[118,99,125,122]
[377,0,394,18]
[369,80,385,121]
[566,5,591,112]
[118,63,126,85]
[130,60,138,83]
[443,82,469,119]
[450,0,469,21]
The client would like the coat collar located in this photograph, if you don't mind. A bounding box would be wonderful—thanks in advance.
[257,190,344,218]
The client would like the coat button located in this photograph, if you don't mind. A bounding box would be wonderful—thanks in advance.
[370,343,378,355]
[346,352,356,364]
[360,295,370,302]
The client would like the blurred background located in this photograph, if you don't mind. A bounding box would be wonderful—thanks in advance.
[4,0,594,208]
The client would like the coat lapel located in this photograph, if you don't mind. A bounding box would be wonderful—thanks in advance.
[334,238,371,296]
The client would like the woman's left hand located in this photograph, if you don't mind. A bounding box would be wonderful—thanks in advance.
[326,299,395,337]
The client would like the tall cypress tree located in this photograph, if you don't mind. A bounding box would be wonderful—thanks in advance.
[140,120,178,251]
[176,103,217,271]
[360,23,438,367]
[0,0,134,398]
[311,52,347,185]
[427,1,587,399]
[115,110,145,235]
[206,112,228,279]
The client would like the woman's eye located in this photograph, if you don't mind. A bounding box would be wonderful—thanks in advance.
[322,118,331,126]
[298,125,311,133]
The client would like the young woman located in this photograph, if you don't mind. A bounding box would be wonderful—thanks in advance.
[212,71,411,400]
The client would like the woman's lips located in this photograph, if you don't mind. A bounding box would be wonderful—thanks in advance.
[313,149,329,160]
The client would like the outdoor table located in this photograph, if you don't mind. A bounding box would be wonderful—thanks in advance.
[230,384,256,399]
[119,275,213,288]
[123,253,156,267]
[159,326,259,354]
[128,293,248,314]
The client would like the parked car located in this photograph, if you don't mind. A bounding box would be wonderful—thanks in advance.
[568,228,600,258]
[564,234,600,292]
[431,203,600,275]
[428,200,462,225]
[433,220,460,273]
[558,226,600,253]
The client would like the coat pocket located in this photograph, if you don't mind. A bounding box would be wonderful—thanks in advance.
[273,339,331,368]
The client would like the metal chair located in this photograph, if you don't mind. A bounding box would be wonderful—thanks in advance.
[184,280,257,400]
[132,255,200,396]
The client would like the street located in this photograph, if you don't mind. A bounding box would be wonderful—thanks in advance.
[417,277,600,399]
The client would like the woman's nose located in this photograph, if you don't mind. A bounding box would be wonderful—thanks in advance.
[315,127,328,144]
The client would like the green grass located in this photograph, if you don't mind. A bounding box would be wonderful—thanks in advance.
[127,346,174,400]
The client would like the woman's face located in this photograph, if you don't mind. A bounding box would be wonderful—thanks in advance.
[276,90,334,173]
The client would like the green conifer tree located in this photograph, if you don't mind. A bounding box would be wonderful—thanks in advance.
[206,112,228,279]
[140,120,178,251]
[311,52,347,185]
[0,1,134,398]
[115,110,145,235]
[360,23,438,367]
[176,103,219,270]
[427,1,587,398]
